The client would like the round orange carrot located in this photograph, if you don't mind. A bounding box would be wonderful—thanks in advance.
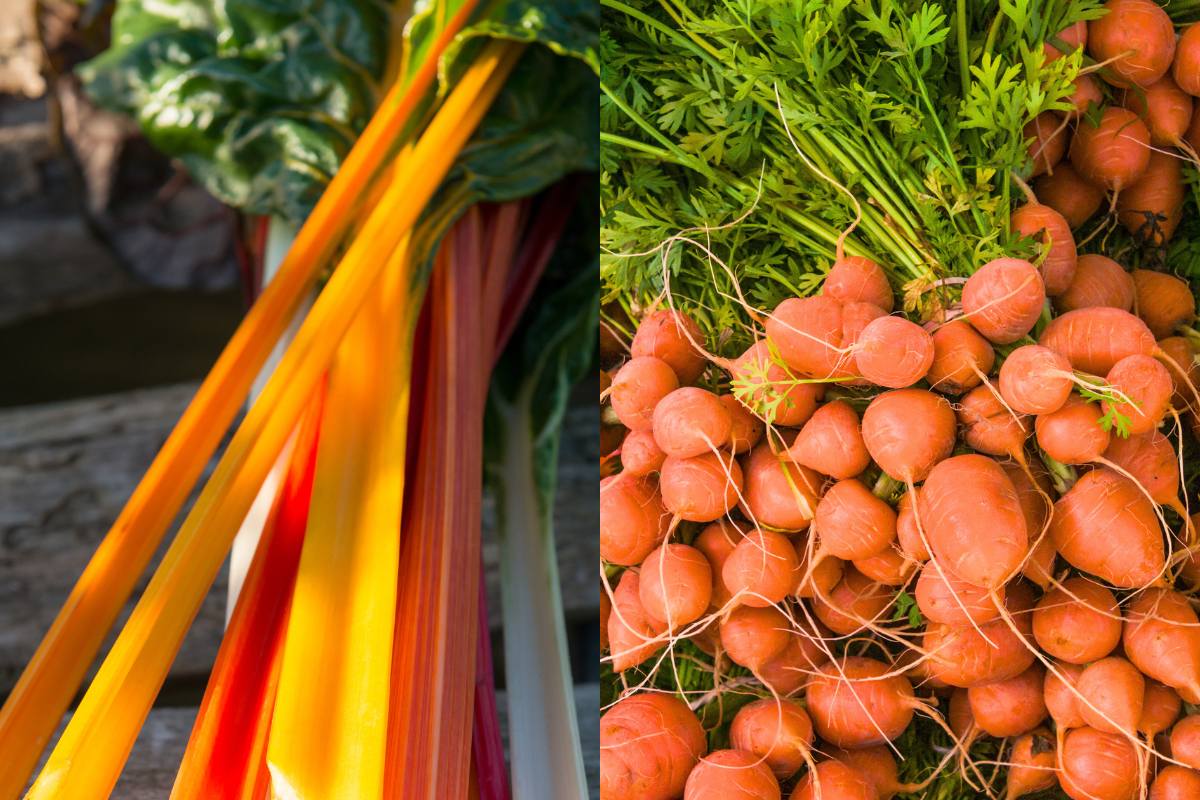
[639,543,713,630]
[823,256,894,312]
[610,356,679,431]
[1056,254,1135,313]
[1132,269,1195,338]
[1050,468,1164,587]
[806,657,915,748]
[731,340,826,427]
[926,320,995,395]
[720,604,791,671]
[632,309,707,384]
[722,528,801,608]
[1088,0,1176,88]
[1011,202,1077,296]
[600,692,706,800]
[1034,162,1105,229]
[861,389,957,482]
[854,316,935,388]
[740,444,822,532]
[683,749,781,800]
[653,387,732,458]
[1026,112,1068,177]
[1032,577,1122,664]
[660,451,743,523]
[786,400,871,479]
[1118,152,1186,245]
[1069,106,1152,189]
[968,665,1047,737]
[961,257,1046,344]
[730,698,814,780]
[600,475,669,565]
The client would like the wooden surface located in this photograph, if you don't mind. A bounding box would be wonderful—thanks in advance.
[38,683,601,799]
[0,382,597,697]
[0,381,599,797]
[0,383,226,695]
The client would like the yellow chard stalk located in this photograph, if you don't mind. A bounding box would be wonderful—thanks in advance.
[266,238,412,799]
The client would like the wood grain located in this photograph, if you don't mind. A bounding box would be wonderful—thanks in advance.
[0,383,598,696]
[32,683,602,799]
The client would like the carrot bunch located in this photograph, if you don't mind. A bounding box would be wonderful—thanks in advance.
[600,2,1200,798]
[598,6,1200,781]
[1032,1,1200,255]
[600,249,1200,799]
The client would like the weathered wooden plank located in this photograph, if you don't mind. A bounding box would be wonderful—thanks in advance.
[0,383,598,696]
[35,683,601,799]
[0,384,226,698]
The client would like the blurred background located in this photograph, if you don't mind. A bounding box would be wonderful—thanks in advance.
[1,0,243,406]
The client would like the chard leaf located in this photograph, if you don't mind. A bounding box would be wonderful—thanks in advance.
[442,45,599,205]
[79,0,597,228]
[445,0,599,78]
[427,0,600,211]
[80,0,389,224]
[404,3,599,277]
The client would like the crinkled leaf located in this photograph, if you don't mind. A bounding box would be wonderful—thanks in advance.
[423,0,599,214]
[405,9,599,276]
[80,0,389,224]
[82,0,597,229]
[444,46,598,207]
[444,0,599,80]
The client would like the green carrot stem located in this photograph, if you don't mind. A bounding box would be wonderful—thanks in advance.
[873,472,904,501]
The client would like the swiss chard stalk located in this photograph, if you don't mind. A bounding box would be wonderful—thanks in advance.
[23,44,524,798]
[266,239,413,797]
[486,261,598,800]
[0,10,476,793]
[171,392,323,799]
[386,198,546,798]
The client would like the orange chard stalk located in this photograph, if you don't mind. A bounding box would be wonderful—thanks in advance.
[0,3,481,792]
[385,195,559,798]
[169,389,323,800]
[385,217,488,800]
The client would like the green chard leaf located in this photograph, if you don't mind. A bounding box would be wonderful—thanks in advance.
[394,0,601,277]
[80,0,390,224]
[80,0,598,228]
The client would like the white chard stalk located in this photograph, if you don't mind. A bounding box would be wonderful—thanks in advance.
[488,266,596,800]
